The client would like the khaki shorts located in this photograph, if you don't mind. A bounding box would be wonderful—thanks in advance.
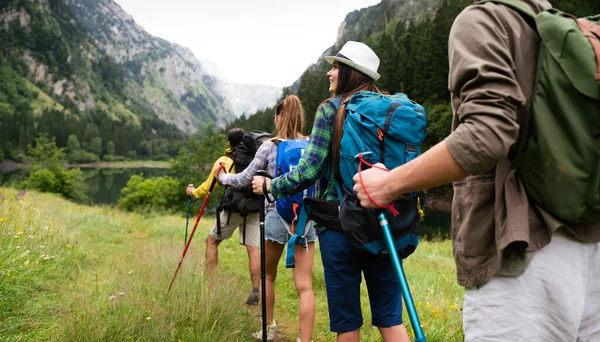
[209,210,260,247]
[463,232,600,342]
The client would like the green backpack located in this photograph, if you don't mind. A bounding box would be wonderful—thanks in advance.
[478,0,600,223]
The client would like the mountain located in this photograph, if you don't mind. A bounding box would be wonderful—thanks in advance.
[0,0,282,162]
[63,0,225,132]
[200,59,282,119]
[63,0,281,125]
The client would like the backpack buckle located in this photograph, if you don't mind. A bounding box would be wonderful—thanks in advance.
[353,151,373,161]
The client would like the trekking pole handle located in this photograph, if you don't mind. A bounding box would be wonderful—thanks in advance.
[256,170,273,179]
[256,170,275,203]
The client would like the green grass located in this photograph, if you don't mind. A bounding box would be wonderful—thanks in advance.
[0,187,463,341]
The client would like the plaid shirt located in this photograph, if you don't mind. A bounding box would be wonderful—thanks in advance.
[270,100,338,202]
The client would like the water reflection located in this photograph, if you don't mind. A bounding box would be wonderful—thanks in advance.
[1,167,172,206]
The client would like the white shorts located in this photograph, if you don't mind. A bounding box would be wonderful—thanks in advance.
[463,231,600,342]
[209,210,260,247]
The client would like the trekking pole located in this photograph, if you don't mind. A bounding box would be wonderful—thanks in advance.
[184,191,192,245]
[166,173,220,295]
[256,170,273,342]
[378,212,426,342]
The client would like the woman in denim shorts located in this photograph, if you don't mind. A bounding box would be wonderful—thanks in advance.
[253,41,410,342]
[215,95,316,342]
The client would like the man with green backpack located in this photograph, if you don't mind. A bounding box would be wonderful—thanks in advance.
[353,0,600,340]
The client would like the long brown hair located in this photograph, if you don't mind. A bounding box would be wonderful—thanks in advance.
[331,62,379,171]
[275,95,305,140]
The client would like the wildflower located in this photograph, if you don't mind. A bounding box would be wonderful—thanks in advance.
[109,295,116,301]
[18,189,26,198]
[146,317,151,320]
[118,292,125,295]
[23,260,30,266]
[450,304,458,310]
[44,226,49,230]
[66,244,72,249]
[128,270,133,274]
[28,235,34,239]
[0,217,6,223]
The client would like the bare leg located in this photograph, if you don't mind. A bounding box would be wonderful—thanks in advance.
[379,325,409,342]
[337,330,359,342]
[205,235,221,276]
[263,240,285,323]
[293,242,315,342]
[246,245,261,289]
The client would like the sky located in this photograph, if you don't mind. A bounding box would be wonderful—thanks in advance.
[113,0,382,88]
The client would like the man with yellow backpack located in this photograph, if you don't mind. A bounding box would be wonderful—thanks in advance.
[186,128,262,305]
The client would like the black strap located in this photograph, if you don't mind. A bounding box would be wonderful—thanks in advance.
[263,182,275,203]
[242,216,246,245]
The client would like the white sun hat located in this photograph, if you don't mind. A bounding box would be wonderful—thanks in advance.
[325,41,380,81]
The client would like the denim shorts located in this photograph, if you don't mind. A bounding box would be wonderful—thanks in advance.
[318,228,403,333]
[264,209,316,245]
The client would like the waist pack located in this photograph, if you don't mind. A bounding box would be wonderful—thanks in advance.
[479,0,600,222]
[329,91,427,257]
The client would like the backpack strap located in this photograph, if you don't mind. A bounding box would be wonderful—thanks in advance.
[476,0,537,31]
[242,215,246,245]
[577,18,600,81]
[284,203,310,268]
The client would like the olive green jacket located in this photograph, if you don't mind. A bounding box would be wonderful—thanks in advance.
[446,0,600,287]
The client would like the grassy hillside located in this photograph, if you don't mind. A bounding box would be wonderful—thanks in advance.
[0,187,463,341]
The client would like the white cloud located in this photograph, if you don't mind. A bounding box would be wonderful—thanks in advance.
[113,0,381,87]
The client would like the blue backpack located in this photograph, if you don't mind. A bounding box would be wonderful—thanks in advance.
[331,91,426,257]
[273,139,316,268]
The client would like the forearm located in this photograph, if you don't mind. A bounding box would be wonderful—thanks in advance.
[384,141,468,197]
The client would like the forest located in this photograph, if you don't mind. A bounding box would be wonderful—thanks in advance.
[227,0,600,151]
[0,0,185,163]
[1,0,599,164]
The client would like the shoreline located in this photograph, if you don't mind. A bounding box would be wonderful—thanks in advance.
[0,160,171,172]
[67,162,171,169]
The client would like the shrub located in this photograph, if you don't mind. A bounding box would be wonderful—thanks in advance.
[22,134,88,202]
[25,168,58,193]
[119,174,185,213]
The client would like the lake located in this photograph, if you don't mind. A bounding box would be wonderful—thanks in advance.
[1,166,451,238]
[0,167,173,206]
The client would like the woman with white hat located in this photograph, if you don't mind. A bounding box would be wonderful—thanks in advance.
[253,41,410,342]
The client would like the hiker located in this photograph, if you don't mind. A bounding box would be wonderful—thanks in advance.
[214,95,316,342]
[253,41,410,342]
[352,1,600,341]
[185,128,261,306]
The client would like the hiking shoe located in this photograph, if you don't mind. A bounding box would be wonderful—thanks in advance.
[252,320,276,341]
[246,290,259,305]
